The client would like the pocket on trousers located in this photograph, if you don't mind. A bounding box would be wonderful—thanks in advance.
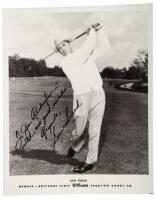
[73,96,84,117]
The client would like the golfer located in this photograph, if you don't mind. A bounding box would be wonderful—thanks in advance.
[55,24,107,173]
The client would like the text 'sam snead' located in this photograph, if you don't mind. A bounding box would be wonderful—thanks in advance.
[3,4,153,195]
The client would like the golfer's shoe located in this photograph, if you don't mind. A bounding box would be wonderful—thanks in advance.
[73,163,94,173]
[67,147,76,158]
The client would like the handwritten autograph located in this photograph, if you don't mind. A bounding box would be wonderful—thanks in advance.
[15,81,82,151]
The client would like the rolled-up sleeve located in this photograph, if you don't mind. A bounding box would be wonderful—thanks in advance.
[74,28,96,64]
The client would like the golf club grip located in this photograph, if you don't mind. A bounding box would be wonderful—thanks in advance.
[73,26,102,41]
[74,32,86,40]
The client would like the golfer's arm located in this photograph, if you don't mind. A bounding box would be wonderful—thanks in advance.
[75,28,96,63]
[93,31,110,60]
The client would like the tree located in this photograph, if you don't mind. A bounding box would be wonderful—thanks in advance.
[100,66,125,79]
[9,54,66,77]
[48,66,66,77]
[126,49,148,81]
[101,66,115,78]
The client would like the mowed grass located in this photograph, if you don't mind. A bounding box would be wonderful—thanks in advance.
[9,77,148,175]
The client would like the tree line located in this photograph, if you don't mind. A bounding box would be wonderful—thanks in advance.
[9,49,148,81]
[101,49,148,81]
[9,54,65,77]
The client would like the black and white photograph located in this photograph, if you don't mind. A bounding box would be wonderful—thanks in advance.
[3,3,153,195]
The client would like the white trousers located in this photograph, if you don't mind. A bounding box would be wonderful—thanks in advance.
[72,88,105,164]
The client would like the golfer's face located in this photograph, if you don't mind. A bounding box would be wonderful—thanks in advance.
[57,41,71,56]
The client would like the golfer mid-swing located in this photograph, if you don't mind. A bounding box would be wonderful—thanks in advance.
[55,24,107,173]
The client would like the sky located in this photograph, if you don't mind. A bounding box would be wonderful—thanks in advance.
[4,6,151,71]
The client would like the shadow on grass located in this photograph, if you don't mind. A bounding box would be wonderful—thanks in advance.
[10,149,84,166]
[99,123,108,155]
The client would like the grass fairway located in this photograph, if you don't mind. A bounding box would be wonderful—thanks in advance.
[9,77,148,175]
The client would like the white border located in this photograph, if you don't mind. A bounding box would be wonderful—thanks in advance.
[0,0,153,8]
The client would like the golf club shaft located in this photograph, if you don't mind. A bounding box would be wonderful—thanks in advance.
[73,31,86,40]
[43,51,56,60]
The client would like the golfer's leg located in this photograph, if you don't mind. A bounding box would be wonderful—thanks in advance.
[71,93,90,152]
[72,116,88,152]
[86,90,105,164]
